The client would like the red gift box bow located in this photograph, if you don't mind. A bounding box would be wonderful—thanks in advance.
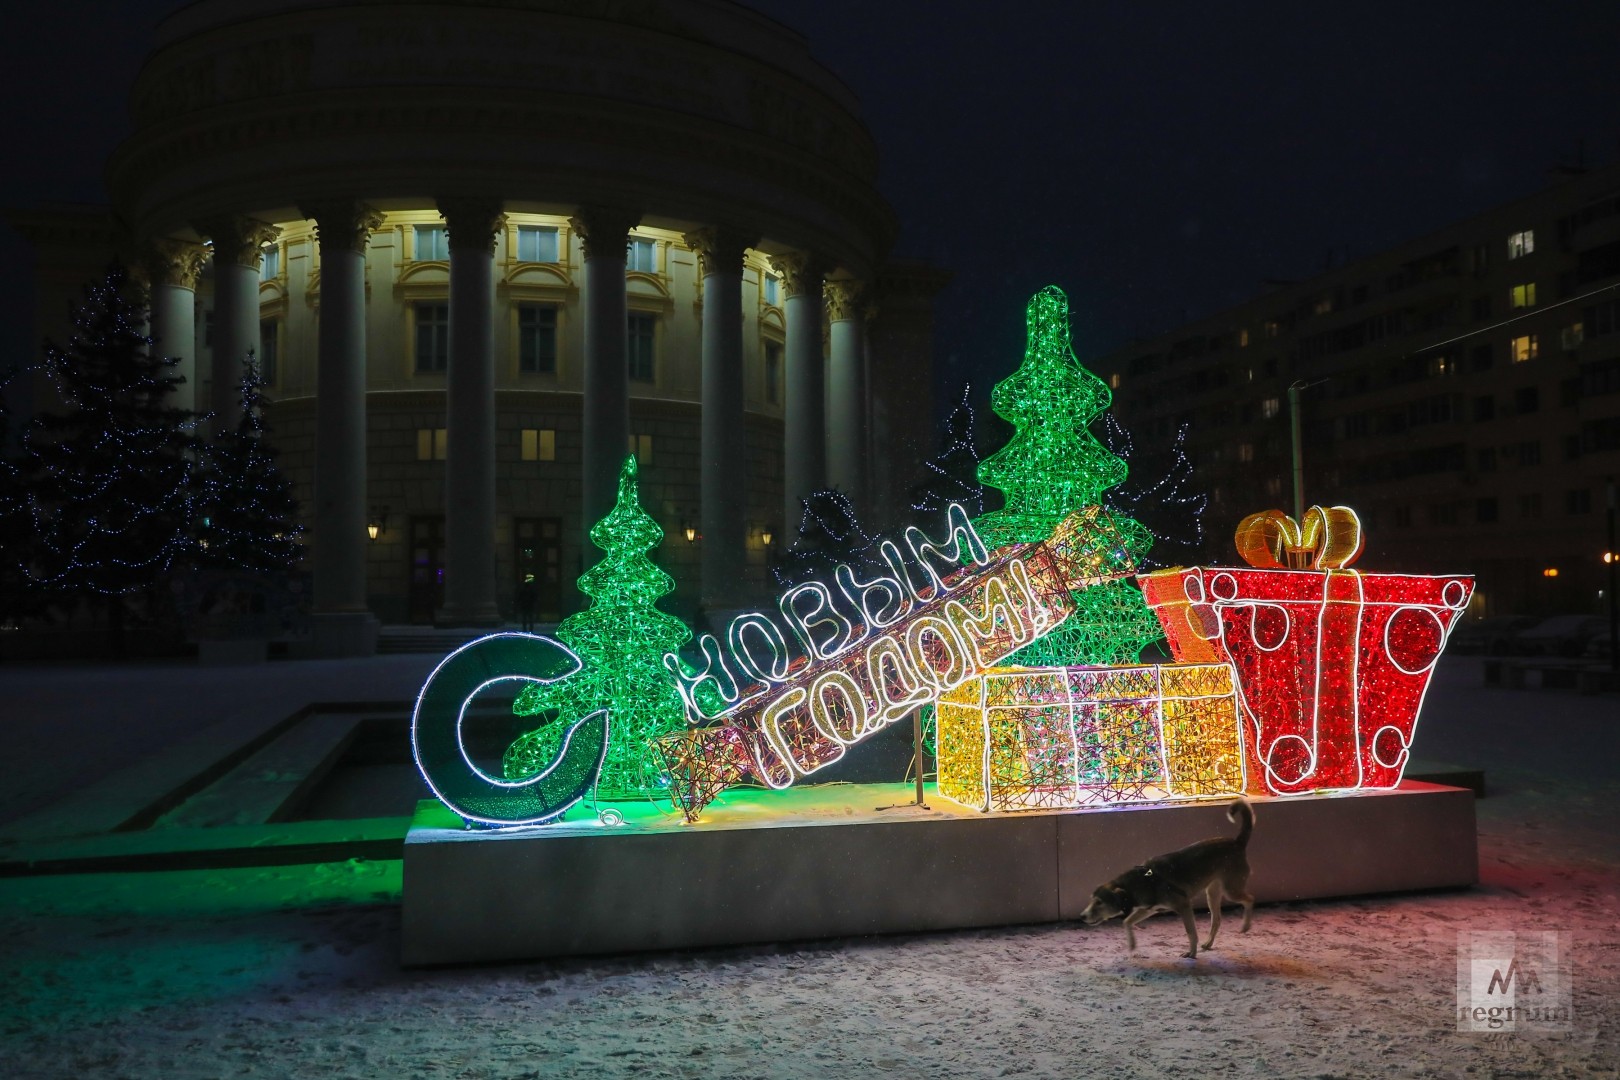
[1234,505,1365,570]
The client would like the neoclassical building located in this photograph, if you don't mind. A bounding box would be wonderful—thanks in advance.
[11,0,948,653]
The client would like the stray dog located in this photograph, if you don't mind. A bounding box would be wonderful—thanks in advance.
[1078,799,1255,959]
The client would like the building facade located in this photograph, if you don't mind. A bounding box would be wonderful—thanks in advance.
[1105,163,1620,617]
[11,0,948,651]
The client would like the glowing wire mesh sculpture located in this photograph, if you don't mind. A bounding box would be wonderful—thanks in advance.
[412,632,608,826]
[654,503,1142,819]
[504,456,690,796]
[1141,505,1473,796]
[974,286,1162,666]
[935,663,1244,812]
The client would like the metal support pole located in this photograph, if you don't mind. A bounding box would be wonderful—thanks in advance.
[913,708,927,807]
[1288,381,1305,523]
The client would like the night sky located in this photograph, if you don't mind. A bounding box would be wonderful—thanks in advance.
[4,1,1619,416]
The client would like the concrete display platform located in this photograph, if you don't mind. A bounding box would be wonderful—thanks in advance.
[401,780,1477,966]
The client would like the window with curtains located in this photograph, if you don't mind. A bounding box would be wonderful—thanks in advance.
[414,303,449,372]
[627,312,656,382]
[517,304,558,374]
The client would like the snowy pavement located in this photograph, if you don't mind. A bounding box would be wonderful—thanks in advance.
[0,654,1616,1078]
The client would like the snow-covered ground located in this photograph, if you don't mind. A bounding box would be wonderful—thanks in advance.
[1,655,1616,1079]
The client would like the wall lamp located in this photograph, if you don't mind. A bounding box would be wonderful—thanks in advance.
[368,505,391,542]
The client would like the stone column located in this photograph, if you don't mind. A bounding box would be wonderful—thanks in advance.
[569,206,640,549]
[771,253,827,541]
[197,216,279,431]
[825,279,868,513]
[437,198,506,627]
[686,226,757,608]
[299,201,383,655]
[141,238,208,413]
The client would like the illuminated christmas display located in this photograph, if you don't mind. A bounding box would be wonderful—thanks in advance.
[412,632,609,826]
[1141,506,1473,796]
[935,662,1244,812]
[654,503,1142,819]
[503,456,690,796]
[193,355,304,575]
[20,264,201,606]
[974,286,1162,666]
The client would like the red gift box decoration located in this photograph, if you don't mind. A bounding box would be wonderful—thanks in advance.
[1141,506,1473,796]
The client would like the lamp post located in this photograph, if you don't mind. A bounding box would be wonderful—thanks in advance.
[1608,476,1617,673]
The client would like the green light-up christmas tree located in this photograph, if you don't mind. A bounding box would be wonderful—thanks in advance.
[975,285,1162,665]
[503,455,691,796]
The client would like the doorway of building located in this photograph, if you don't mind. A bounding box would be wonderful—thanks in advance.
[514,517,563,622]
[408,515,446,624]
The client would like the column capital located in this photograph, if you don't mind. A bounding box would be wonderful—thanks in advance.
[569,205,641,258]
[824,279,869,323]
[141,237,209,291]
[299,201,384,254]
[196,216,281,270]
[437,197,508,253]
[684,226,757,277]
[769,252,830,299]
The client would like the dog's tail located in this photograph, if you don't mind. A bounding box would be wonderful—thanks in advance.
[1227,798,1255,845]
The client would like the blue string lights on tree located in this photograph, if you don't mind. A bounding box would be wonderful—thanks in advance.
[20,263,202,629]
[0,365,39,628]
[1097,414,1209,571]
[193,353,304,575]
[773,488,878,588]
[911,383,986,519]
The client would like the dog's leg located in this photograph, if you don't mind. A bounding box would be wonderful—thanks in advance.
[1229,867,1254,933]
[1122,909,1152,952]
[1176,903,1198,959]
[1202,884,1222,949]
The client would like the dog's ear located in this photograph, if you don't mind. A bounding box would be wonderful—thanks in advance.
[1109,885,1133,916]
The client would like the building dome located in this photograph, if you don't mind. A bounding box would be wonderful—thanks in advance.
[107,0,895,274]
[15,0,945,653]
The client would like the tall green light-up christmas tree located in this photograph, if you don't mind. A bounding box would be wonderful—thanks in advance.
[504,455,691,796]
[975,285,1162,666]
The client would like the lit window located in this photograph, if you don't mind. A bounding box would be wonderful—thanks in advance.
[627,238,657,273]
[518,304,557,374]
[764,275,780,305]
[627,312,656,382]
[415,226,448,261]
[1261,397,1281,419]
[627,433,652,464]
[259,244,279,281]
[1312,297,1332,315]
[515,226,559,263]
[1507,230,1534,259]
[417,428,447,461]
[764,341,782,403]
[1509,282,1537,308]
[1238,328,1250,347]
[1109,372,1121,389]
[1263,321,1279,339]
[521,428,556,462]
[414,302,449,372]
[1237,443,1255,463]
[1264,476,1282,496]
[259,318,279,385]
[1561,322,1584,350]
[1510,334,1538,363]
